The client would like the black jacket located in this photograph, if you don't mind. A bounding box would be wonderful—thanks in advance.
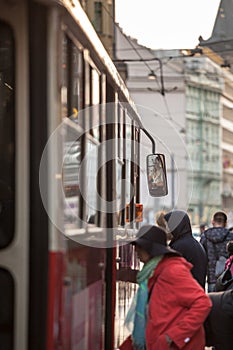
[200,227,233,284]
[205,290,233,350]
[164,210,207,288]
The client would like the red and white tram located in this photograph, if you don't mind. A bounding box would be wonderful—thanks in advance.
[0,1,167,349]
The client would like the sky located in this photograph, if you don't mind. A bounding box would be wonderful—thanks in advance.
[115,0,221,49]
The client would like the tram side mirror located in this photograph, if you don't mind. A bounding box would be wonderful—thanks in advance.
[147,154,168,197]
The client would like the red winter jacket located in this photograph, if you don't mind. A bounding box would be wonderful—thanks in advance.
[146,256,212,350]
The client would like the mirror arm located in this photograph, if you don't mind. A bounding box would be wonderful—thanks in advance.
[141,128,156,154]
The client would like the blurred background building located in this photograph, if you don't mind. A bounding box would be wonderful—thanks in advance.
[80,0,115,58]
[81,0,233,226]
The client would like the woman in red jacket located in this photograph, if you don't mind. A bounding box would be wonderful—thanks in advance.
[130,225,212,350]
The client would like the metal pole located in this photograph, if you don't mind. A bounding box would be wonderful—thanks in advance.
[171,153,175,208]
[141,128,156,154]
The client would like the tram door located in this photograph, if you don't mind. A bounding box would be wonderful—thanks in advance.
[0,4,30,349]
[0,20,15,349]
[115,244,140,348]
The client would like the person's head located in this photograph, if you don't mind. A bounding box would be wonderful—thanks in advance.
[226,241,233,256]
[200,223,206,233]
[163,209,192,239]
[212,211,227,227]
[132,225,178,263]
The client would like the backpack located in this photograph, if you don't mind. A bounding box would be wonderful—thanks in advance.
[215,255,227,278]
[215,259,233,292]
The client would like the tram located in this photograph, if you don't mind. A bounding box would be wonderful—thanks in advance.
[0,0,168,349]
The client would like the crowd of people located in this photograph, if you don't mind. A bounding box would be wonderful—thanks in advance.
[120,210,233,350]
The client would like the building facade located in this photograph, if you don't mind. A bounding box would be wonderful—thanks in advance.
[200,0,233,226]
[80,0,233,226]
[80,0,115,58]
[115,26,230,225]
[184,57,223,224]
[221,69,233,225]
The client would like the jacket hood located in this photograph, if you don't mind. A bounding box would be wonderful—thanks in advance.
[164,210,192,240]
[204,227,230,243]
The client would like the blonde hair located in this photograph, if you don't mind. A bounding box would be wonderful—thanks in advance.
[155,211,173,241]
[155,211,167,229]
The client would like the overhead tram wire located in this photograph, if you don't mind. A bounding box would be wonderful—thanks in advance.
[113,57,167,96]
[113,55,184,130]
[101,3,195,132]
[116,45,233,62]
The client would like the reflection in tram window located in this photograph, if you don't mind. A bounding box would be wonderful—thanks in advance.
[90,69,100,140]
[71,44,83,115]
[62,34,83,121]
[63,136,81,230]
[86,141,98,223]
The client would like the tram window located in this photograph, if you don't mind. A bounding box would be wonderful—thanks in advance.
[125,116,132,207]
[0,21,15,248]
[86,140,98,223]
[91,68,100,106]
[134,126,140,200]
[90,69,100,140]
[116,105,124,226]
[61,34,83,121]
[0,268,14,348]
[70,44,83,119]
[117,105,124,162]
[118,107,127,226]
[63,122,82,230]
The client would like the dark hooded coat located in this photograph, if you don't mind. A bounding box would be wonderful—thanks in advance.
[164,210,207,288]
[205,290,233,350]
[200,227,233,284]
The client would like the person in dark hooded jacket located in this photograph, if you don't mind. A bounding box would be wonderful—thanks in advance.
[163,210,207,289]
[205,289,233,350]
[200,211,233,292]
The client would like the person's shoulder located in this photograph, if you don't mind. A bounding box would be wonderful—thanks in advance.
[200,231,206,237]
[227,230,233,240]
[204,227,214,234]
[162,255,191,272]
[204,227,228,241]
[162,257,195,284]
[209,290,233,315]
[169,239,191,258]
[200,231,206,241]
[225,256,233,266]
[201,228,213,237]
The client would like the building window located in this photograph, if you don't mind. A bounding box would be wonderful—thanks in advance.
[94,2,103,34]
